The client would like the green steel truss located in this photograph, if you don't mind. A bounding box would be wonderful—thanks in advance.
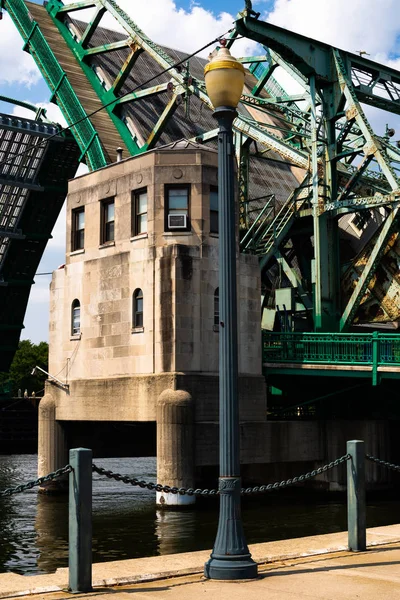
[3,0,400,333]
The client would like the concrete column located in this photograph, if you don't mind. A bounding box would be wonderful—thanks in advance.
[38,393,68,493]
[156,389,195,507]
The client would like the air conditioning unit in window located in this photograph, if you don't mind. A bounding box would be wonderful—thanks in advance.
[168,214,187,229]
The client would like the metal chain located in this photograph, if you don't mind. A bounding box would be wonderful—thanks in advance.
[366,455,400,472]
[93,454,350,496]
[0,465,72,497]
[92,464,217,496]
[241,454,350,494]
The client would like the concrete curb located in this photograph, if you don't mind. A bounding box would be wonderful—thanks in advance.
[1,524,400,598]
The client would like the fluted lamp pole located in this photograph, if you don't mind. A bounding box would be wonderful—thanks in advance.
[203,41,258,581]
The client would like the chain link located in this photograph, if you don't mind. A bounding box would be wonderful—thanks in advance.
[93,454,350,496]
[366,455,400,472]
[241,454,350,494]
[92,465,217,496]
[0,465,72,497]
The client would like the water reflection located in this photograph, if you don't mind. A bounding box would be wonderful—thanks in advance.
[35,494,68,573]
[156,510,198,555]
[0,454,399,575]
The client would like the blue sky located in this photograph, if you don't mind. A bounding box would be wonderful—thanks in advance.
[1,0,400,343]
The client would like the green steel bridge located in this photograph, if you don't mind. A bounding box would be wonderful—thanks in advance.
[0,0,399,394]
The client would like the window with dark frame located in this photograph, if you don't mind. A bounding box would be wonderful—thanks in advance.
[351,211,371,232]
[210,187,218,233]
[132,189,147,236]
[72,208,85,251]
[101,199,115,244]
[71,299,81,336]
[165,186,190,231]
[214,287,219,328]
[133,288,144,329]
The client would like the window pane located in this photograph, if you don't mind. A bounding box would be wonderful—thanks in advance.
[135,312,143,328]
[210,211,218,234]
[106,221,114,242]
[168,189,188,210]
[138,214,147,233]
[210,190,219,211]
[72,306,80,334]
[136,297,143,313]
[106,202,114,222]
[78,230,85,249]
[169,196,188,209]
[77,211,85,229]
[138,193,147,213]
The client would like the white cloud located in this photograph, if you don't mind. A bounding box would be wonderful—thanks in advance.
[63,0,258,57]
[0,13,41,86]
[12,101,67,127]
[265,0,400,61]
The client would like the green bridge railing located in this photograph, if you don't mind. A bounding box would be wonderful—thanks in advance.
[263,332,400,384]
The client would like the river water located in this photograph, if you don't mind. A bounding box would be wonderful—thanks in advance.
[0,454,399,575]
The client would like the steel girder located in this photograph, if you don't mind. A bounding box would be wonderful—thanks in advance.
[236,10,400,331]
[4,1,400,330]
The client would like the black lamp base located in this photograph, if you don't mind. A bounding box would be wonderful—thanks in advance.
[204,556,258,580]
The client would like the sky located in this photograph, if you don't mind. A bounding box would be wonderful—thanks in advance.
[1,0,400,343]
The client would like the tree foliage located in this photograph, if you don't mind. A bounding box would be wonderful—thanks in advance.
[0,340,48,396]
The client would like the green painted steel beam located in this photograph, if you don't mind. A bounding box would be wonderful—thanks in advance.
[326,197,400,215]
[276,252,313,310]
[237,15,400,89]
[251,63,277,96]
[238,55,266,64]
[46,1,141,155]
[83,39,133,57]
[143,93,179,151]
[264,367,373,379]
[56,1,96,13]
[114,82,169,106]
[340,206,400,331]
[80,6,106,48]
[112,45,144,96]
[334,50,400,191]
[4,0,107,170]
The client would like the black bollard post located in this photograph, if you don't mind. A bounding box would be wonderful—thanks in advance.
[69,448,93,593]
[347,440,366,551]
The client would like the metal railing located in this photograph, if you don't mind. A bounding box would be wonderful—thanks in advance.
[263,331,400,367]
[1,442,399,593]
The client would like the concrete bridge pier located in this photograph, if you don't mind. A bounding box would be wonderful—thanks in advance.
[38,392,68,493]
[156,389,195,507]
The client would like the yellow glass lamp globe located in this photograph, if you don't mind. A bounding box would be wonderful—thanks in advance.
[204,42,245,110]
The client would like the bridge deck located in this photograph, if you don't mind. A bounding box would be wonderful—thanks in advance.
[27,2,128,163]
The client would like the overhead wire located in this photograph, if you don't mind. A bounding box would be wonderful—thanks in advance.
[0,26,235,170]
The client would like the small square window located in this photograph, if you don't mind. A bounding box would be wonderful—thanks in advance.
[349,211,371,237]
[101,199,115,244]
[165,186,190,231]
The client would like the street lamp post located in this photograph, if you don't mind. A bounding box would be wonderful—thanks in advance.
[203,41,258,581]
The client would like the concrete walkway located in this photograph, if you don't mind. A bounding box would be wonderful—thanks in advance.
[1,524,400,599]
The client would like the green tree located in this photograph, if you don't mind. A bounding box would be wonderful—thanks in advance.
[0,340,48,396]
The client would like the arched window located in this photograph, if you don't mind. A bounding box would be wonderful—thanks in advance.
[133,289,144,328]
[214,288,219,328]
[71,299,81,336]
